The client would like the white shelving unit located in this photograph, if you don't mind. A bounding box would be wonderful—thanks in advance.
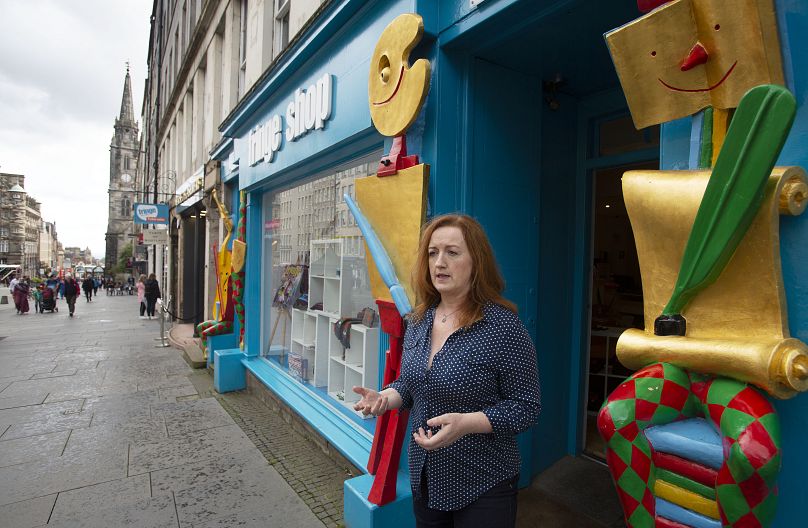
[290,308,317,382]
[286,238,380,418]
[308,239,348,317]
[328,323,379,419]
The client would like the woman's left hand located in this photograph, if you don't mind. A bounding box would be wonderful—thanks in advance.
[412,413,469,451]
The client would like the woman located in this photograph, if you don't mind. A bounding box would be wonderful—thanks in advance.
[353,214,541,528]
[137,274,146,318]
[144,273,161,319]
[82,276,94,302]
[62,273,80,317]
[13,276,30,315]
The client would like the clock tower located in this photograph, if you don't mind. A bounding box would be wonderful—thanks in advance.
[105,66,140,273]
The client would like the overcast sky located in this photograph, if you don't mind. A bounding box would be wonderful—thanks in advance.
[0,0,152,259]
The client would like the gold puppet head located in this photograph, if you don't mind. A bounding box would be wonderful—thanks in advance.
[368,13,431,137]
[606,0,783,129]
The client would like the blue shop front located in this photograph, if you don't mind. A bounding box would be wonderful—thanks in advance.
[210,1,808,527]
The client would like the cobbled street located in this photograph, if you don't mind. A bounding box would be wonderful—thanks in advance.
[0,291,347,528]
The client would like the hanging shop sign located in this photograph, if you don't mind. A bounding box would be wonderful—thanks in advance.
[134,203,170,225]
[175,174,204,207]
[248,73,334,167]
[142,230,169,246]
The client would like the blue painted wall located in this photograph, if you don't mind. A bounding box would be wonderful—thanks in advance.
[234,0,417,192]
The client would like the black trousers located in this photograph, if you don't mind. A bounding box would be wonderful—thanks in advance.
[413,471,518,528]
[146,297,157,317]
[140,301,146,316]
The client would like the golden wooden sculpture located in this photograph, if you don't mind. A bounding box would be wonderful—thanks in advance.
[605,0,783,129]
[368,13,431,137]
[619,167,808,398]
[356,164,429,306]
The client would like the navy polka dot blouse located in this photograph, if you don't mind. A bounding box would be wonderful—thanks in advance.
[386,302,541,511]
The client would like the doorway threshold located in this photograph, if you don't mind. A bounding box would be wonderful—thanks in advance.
[517,455,624,527]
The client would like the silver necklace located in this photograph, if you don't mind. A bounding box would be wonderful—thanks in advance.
[438,307,461,323]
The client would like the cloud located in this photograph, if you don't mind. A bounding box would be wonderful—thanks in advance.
[0,0,152,259]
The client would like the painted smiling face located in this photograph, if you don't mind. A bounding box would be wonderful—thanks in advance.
[606,0,783,129]
[368,13,431,137]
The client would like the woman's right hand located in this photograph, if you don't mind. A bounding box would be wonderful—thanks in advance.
[352,386,389,416]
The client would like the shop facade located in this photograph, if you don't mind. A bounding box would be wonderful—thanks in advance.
[209,0,808,526]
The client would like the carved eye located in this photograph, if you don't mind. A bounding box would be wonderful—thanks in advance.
[651,51,657,57]
[714,24,721,30]
[379,55,391,83]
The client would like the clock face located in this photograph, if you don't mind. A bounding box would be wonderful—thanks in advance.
[120,173,132,183]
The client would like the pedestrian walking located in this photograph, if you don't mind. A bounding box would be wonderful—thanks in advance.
[82,276,94,302]
[93,276,99,296]
[63,273,80,317]
[137,274,146,318]
[144,273,161,319]
[8,275,19,313]
[13,276,30,315]
[32,284,44,313]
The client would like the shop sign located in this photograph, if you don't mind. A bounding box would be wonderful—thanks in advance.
[134,203,169,225]
[175,175,204,207]
[142,230,169,246]
[248,73,334,167]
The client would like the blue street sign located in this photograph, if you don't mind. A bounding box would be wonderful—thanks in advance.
[133,203,169,225]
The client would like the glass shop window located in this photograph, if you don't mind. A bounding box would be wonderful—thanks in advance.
[262,151,382,430]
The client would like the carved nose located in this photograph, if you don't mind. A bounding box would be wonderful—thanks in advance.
[681,43,709,71]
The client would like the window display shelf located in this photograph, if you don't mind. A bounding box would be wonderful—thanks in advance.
[288,238,380,418]
[308,240,348,316]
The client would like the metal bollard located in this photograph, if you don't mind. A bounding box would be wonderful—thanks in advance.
[154,298,171,348]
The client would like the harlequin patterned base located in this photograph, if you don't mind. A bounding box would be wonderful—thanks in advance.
[196,319,234,352]
[597,363,781,527]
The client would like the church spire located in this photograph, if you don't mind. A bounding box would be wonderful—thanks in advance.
[117,64,136,128]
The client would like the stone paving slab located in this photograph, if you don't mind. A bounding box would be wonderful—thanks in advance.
[0,391,49,409]
[0,494,57,528]
[49,474,151,519]
[48,493,179,528]
[128,424,256,475]
[1,411,92,441]
[149,449,272,495]
[0,429,69,467]
[0,399,84,431]
[151,397,235,437]
[0,440,128,505]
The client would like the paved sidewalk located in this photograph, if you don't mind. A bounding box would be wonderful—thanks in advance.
[0,291,324,528]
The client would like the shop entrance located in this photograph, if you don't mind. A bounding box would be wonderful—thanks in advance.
[583,144,659,459]
[179,206,206,329]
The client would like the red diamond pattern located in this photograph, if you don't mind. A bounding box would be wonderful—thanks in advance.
[738,421,778,470]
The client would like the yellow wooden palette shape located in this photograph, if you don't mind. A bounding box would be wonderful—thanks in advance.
[356,164,429,307]
[368,13,431,137]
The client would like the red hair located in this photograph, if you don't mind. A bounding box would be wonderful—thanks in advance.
[411,214,516,328]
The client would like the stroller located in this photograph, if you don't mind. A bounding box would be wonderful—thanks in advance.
[41,287,57,313]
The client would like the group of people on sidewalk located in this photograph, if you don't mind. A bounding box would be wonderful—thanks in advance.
[7,273,83,317]
[6,273,155,320]
[136,273,161,319]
